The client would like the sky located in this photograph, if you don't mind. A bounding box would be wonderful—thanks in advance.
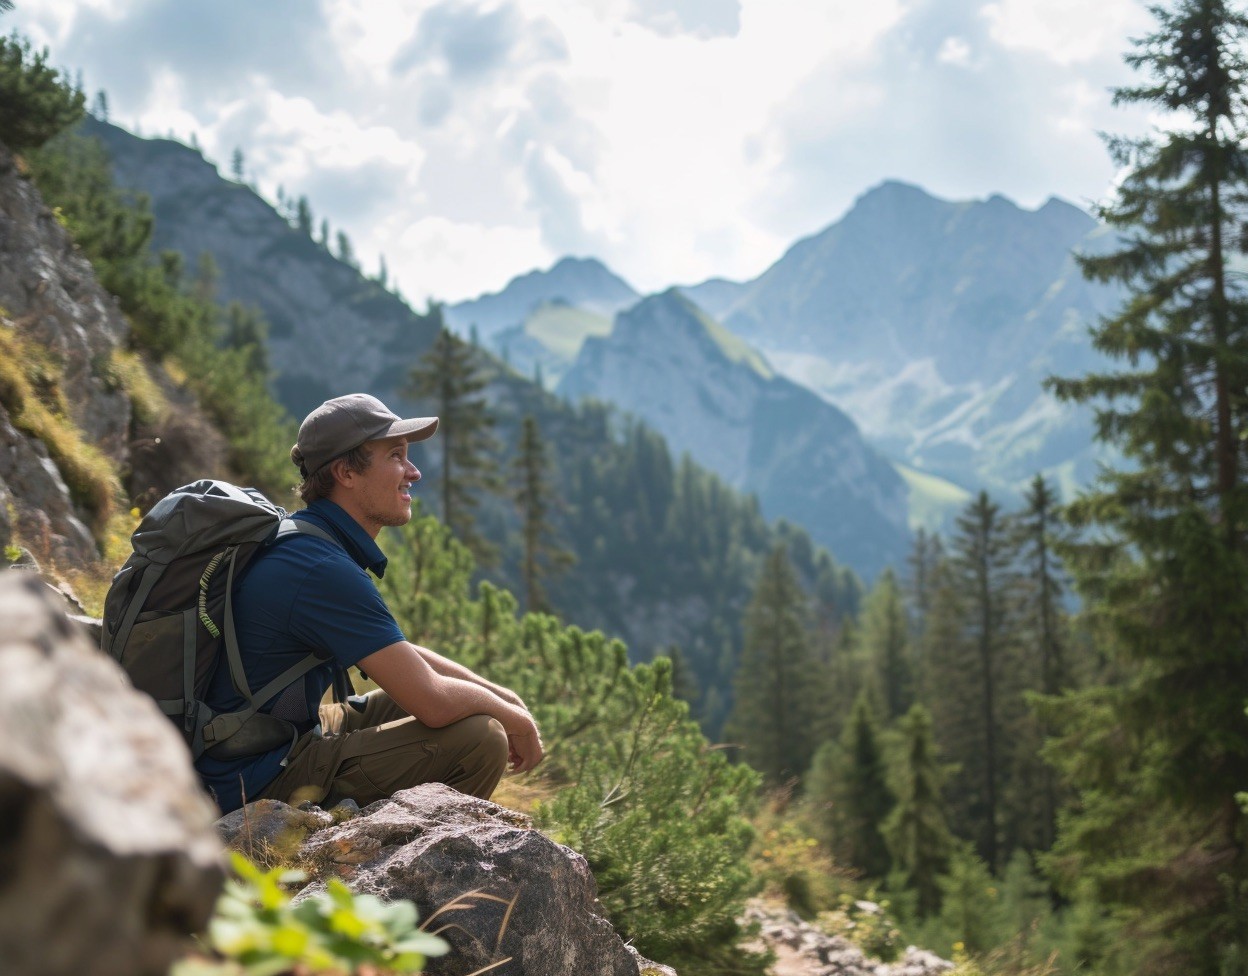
[8,0,1157,305]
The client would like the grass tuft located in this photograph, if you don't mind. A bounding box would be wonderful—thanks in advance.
[0,325,123,530]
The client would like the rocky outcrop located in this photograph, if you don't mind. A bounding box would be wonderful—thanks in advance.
[295,783,656,976]
[0,572,224,976]
[743,902,953,976]
[0,141,132,565]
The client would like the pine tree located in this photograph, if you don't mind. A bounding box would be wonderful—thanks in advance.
[223,302,270,377]
[836,691,895,877]
[860,567,913,721]
[230,147,244,182]
[407,316,502,566]
[906,528,942,640]
[295,195,313,237]
[882,704,955,918]
[1013,475,1069,850]
[513,413,573,612]
[725,545,819,783]
[335,230,355,267]
[1041,0,1248,970]
[0,34,85,151]
[949,491,1014,873]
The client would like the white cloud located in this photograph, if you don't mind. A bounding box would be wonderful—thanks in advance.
[3,0,1161,303]
[982,0,1149,66]
[937,36,973,67]
[389,216,549,302]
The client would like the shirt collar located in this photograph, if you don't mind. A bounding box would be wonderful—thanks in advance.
[295,499,389,578]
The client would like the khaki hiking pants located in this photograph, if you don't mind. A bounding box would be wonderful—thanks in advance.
[259,690,509,809]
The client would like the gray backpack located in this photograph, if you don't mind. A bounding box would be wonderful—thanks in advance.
[101,480,338,760]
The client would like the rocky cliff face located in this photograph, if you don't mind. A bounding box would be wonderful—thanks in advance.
[559,290,910,577]
[0,140,131,567]
[86,118,439,420]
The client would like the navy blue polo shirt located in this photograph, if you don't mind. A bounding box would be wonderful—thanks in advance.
[194,499,406,813]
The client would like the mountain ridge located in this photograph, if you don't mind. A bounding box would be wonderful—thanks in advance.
[558,289,910,576]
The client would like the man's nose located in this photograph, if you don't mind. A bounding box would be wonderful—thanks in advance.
[406,459,421,483]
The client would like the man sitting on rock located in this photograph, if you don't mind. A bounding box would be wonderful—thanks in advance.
[195,393,542,814]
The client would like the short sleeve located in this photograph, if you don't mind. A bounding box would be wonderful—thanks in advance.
[285,551,406,667]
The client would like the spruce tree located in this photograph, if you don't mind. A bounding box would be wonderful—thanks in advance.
[1042,0,1248,970]
[905,529,945,701]
[725,544,819,783]
[407,317,502,566]
[949,491,1013,873]
[882,704,955,917]
[837,691,895,877]
[1013,474,1069,850]
[860,567,913,721]
[295,195,313,237]
[512,413,573,612]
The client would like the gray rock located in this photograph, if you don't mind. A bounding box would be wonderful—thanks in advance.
[741,900,952,976]
[0,573,224,976]
[298,783,645,976]
[215,798,334,863]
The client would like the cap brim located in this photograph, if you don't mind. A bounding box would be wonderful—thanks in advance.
[384,417,439,442]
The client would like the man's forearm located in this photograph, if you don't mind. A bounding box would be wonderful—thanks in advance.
[414,644,528,709]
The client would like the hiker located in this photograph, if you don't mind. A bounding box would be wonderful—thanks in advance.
[194,393,542,814]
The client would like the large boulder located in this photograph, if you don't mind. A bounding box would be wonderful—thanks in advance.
[298,783,659,976]
[0,573,224,975]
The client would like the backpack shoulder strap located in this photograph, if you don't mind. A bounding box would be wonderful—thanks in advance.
[275,517,338,546]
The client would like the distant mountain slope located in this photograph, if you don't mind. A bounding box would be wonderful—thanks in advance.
[682,181,1122,497]
[492,300,612,388]
[559,290,910,577]
[445,257,639,342]
[85,117,439,419]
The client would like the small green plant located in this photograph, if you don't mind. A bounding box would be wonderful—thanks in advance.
[182,853,448,976]
[4,544,21,564]
[818,893,905,962]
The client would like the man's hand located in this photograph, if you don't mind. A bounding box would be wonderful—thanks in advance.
[507,724,544,774]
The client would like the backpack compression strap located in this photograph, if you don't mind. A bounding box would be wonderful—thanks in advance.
[204,518,345,758]
[219,518,337,702]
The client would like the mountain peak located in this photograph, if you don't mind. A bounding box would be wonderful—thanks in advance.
[618,289,773,379]
[446,254,639,339]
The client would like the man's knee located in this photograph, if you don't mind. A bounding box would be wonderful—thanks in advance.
[462,715,509,773]
[451,715,509,798]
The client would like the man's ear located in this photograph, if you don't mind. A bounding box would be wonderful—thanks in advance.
[330,456,357,489]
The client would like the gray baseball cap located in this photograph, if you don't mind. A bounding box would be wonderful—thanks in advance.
[291,393,438,475]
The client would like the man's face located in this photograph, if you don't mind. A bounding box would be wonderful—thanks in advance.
[349,435,421,536]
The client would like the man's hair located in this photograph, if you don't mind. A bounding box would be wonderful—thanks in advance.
[296,442,374,504]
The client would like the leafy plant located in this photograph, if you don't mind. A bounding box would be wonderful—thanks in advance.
[818,893,905,963]
[182,853,448,976]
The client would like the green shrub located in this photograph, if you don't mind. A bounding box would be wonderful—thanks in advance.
[378,511,767,976]
[0,32,84,152]
[177,853,448,976]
